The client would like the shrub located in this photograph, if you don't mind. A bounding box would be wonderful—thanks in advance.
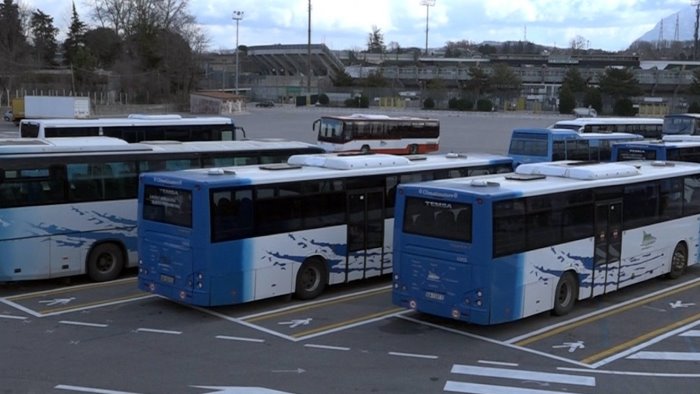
[423,97,435,109]
[318,93,329,106]
[613,98,636,116]
[476,98,493,112]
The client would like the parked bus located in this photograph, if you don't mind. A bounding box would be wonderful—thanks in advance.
[137,152,514,306]
[392,160,700,325]
[549,117,663,138]
[507,127,643,167]
[313,114,439,154]
[0,137,324,282]
[19,114,245,142]
[612,138,700,162]
[663,113,700,136]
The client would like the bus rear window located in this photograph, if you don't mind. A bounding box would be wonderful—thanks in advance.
[402,197,471,242]
[143,185,192,228]
[508,132,548,157]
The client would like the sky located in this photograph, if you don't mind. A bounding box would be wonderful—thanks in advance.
[20,0,692,53]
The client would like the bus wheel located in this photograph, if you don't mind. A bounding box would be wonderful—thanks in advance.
[87,243,124,282]
[667,243,688,279]
[360,145,371,153]
[552,271,578,316]
[408,144,419,154]
[294,258,327,300]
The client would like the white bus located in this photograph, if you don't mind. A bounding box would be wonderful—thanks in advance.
[314,114,439,154]
[136,152,514,306]
[0,137,324,282]
[550,117,663,138]
[392,160,700,325]
[19,114,245,142]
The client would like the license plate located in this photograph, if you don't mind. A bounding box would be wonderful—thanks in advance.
[425,291,445,301]
[160,274,175,284]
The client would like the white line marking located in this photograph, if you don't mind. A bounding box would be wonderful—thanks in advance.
[397,315,593,368]
[135,328,181,335]
[388,351,438,360]
[293,309,408,341]
[239,284,392,320]
[39,294,157,317]
[0,314,27,320]
[558,366,700,378]
[59,320,108,328]
[478,360,519,367]
[304,343,350,351]
[444,381,583,394]
[190,304,297,342]
[451,364,595,387]
[215,335,265,343]
[0,298,44,317]
[627,351,700,361]
[589,318,700,368]
[505,276,700,344]
[54,384,140,393]
[680,330,700,337]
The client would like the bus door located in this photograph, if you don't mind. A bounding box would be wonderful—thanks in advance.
[592,200,623,296]
[346,189,385,281]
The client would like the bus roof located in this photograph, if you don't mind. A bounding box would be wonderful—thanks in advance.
[407,160,700,199]
[19,115,234,127]
[320,113,438,122]
[0,138,321,157]
[513,127,644,140]
[141,152,512,187]
[664,113,700,119]
[550,117,663,126]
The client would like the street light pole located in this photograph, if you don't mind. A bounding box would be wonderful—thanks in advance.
[420,0,436,56]
[232,10,244,95]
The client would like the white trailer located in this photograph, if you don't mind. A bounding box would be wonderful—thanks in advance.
[24,96,91,119]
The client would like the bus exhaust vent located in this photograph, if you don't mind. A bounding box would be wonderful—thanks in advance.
[470,179,500,187]
[288,153,411,170]
[517,161,639,180]
[207,168,236,176]
[505,173,546,181]
[260,163,303,171]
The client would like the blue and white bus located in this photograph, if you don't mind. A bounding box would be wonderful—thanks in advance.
[0,137,324,282]
[19,114,245,142]
[392,160,700,325]
[508,127,643,167]
[550,117,663,138]
[612,138,700,162]
[137,152,514,306]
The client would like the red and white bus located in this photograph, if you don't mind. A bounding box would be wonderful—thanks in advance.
[314,114,439,154]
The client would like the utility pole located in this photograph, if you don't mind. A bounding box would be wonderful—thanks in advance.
[232,10,244,95]
[693,0,700,60]
[307,0,312,103]
[420,0,436,56]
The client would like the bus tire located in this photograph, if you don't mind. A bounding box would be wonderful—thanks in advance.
[360,145,370,153]
[408,144,419,154]
[294,258,328,300]
[87,242,125,282]
[552,271,578,316]
[667,242,688,279]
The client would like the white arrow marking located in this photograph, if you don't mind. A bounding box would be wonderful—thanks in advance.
[669,300,696,309]
[277,318,312,328]
[552,340,585,353]
[192,386,294,394]
[39,297,75,306]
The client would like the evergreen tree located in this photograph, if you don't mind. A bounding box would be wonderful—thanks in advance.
[598,67,642,99]
[64,2,87,66]
[367,26,385,54]
[0,0,29,91]
[30,10,59,67]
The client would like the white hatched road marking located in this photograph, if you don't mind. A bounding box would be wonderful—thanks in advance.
[215,335,265,343]
[0,314,27,320]
[627,351,700,361]
[680,330,700,337]
[451,364,595,387]
[388,351,438,359]
[304,343,350,351]
[444,381,584,394]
